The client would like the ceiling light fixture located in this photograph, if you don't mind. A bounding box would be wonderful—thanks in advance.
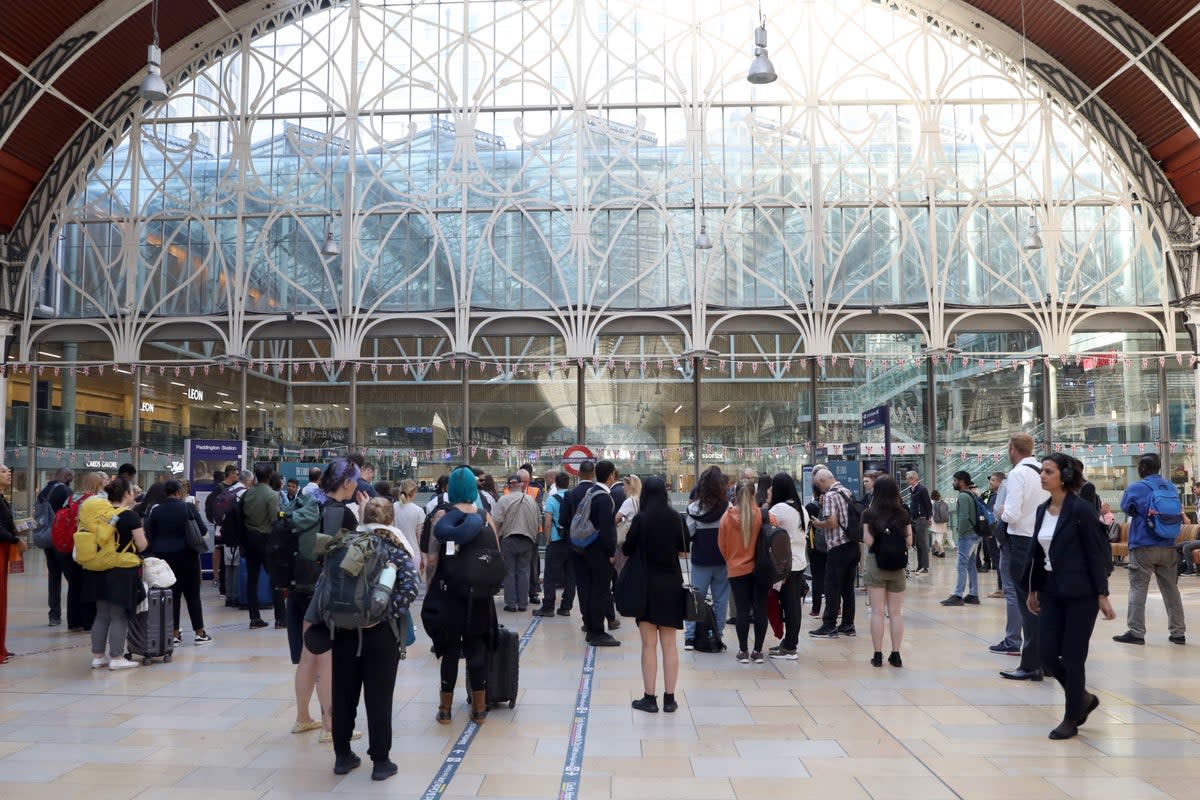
[694,223,713,250]
[746,2,778,85]
[139,0,168,102]
[321,218,340,257]
[1023,215,1043,251]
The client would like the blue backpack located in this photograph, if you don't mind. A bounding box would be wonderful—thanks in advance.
[971,495,996,537]
[1145,480,1183,541]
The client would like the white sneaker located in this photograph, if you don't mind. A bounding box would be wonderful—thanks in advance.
[108,657,140,671]
[90,655,109,669]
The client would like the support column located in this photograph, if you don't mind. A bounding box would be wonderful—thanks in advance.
[1188,307,1200,480]
[462,363,471,459]
[238,368,247,468]
[348,369,357,449]
[809,357,819,451]
[285,383,294,444]
[1042,358,1055,452]
[576,365,586,444]
[131,366,142,472]
[1160,360,1171,475]
[27,365,38,515]
[926,357,938,484]
[0,320,15,461]
[692,357,701,484]
[62,342,77,451]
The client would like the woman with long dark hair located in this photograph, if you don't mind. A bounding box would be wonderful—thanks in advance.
[622,477,686,712]
[862,476,912,667]
[683,466,730,651]
[766,472,809,660]
[1027,453,1115,740]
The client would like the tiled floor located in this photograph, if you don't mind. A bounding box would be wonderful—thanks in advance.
[2,552,1200,799]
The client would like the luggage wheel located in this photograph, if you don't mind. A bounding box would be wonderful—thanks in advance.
[142,657,152,666]
[162,654,172,663]
[508,699,515,709]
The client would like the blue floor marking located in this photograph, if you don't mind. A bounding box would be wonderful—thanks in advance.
[419,616,541,799]
[558,644,596,800]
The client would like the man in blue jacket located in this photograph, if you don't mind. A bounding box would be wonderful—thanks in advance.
[1115,453,1186,646]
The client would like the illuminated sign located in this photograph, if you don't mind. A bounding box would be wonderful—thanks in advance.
[186,388,204,401]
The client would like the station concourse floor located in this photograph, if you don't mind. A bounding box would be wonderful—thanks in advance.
[1,553,1200,800]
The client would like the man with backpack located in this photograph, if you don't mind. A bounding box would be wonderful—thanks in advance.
[941,471,983,607]
[561,460,620,647]
[1114,453,1187,646]
[34,468,73,626]
[808,468,860,639]
[241,464,285,629]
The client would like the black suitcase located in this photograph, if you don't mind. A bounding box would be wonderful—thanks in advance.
[470,625,519,709]
[126,586,175,664]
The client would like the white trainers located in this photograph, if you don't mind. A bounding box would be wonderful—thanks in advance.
[107,657,140,671]
[90,655,110,669]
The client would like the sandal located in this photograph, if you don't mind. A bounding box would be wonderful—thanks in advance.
[291,720,322,734]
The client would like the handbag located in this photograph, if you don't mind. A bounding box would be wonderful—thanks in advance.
[185,509,209,553]
[681,520,704,622]
[614,542,648,618]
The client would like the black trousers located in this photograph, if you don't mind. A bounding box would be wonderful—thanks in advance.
[529,542,541,602]
[822,542,859,628]
[912,518,930,570]
[807,544,826,616]
[1006,535,1041,672]
[64,556,95,631]
[539,539,576,612]
[243,540,286,622]
[160,550,205,633]
[1038,585,1099,723]
[44,547,64,622]
[779,569,807,649]
[983,536,1001,585]
[571,545,613,636]
[331,623,401,761]
[729,575,769,653]
[440,633,488,694]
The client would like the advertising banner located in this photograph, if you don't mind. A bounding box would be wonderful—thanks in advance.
[185,439,243,485]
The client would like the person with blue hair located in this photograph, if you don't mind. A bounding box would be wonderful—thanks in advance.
[422,465,500,725]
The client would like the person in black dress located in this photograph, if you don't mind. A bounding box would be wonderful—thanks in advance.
[622,477,686,714]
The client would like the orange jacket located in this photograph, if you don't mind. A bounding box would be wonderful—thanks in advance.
[718,506,776,579]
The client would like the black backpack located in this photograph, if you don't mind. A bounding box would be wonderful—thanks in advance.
[753,509,792,584]
[872,520,908,571]
[441,515,505,600]
[837,488,866,543]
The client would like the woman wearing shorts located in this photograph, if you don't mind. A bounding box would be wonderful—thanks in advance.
[860,475,912,667]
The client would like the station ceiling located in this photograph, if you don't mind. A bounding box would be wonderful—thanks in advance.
[1,0,1198,246]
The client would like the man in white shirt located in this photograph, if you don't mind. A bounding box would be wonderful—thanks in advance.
[998,432,1049,682]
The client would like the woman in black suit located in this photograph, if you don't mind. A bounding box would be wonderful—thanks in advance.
[1027,453,1116,740]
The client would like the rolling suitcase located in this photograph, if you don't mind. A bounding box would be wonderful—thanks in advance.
[479,624,520,709]
[126,586,175,664]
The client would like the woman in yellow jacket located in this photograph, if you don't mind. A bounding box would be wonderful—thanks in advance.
[718,480,777,664]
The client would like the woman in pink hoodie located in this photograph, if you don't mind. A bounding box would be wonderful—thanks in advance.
[718,480,777,664]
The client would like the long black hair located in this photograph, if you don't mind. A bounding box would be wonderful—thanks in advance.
[867,476,910,531]
[769,472,801,508]
[694,466,727,511]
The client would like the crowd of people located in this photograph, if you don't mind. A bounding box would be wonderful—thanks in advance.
[0,430,1188,759]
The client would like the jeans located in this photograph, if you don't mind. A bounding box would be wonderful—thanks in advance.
[500,535,534,608]
[998,542,1022,648]
[779,570,807,649]
[984,536,1002,588]
[1182,540,1200,573]
[953,534,981,597]
[684,562,729,641]
[44,547,64,622]
[539,538,575,612]
[912,518,930,570]
[1126,546,1186,637]
[331,621,400,761]
[1007,535,1040,671]
[1039,583,1099,724]
[822,542,859,628]
[729,575,769,653]
[91,599,129,658]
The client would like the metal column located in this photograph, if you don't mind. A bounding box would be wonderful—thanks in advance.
[131,366,141,472]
